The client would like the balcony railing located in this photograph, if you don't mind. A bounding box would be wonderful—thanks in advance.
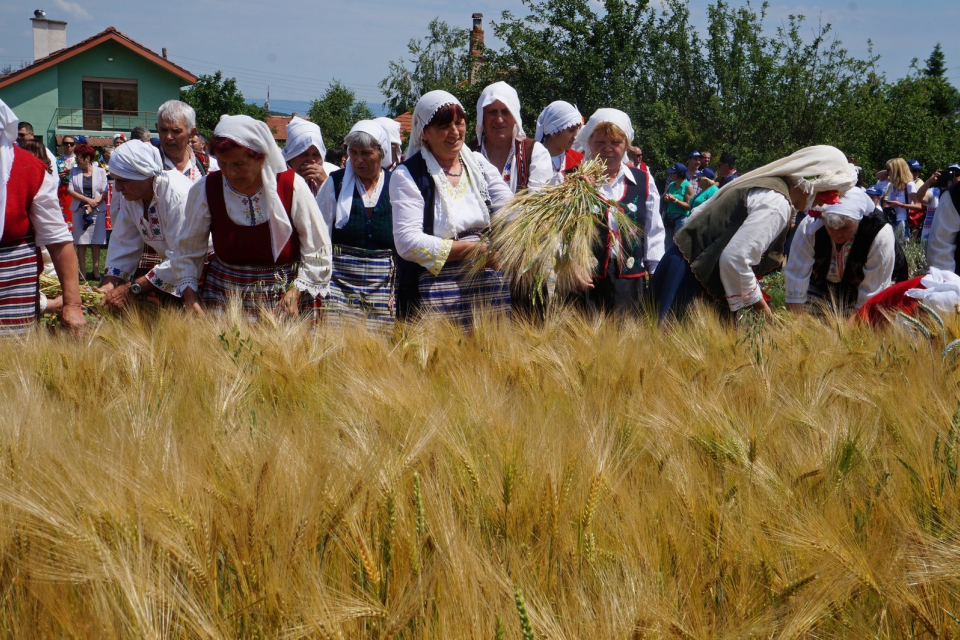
[55,107,157,132]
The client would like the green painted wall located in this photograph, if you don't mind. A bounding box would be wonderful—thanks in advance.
[0,66,59,149]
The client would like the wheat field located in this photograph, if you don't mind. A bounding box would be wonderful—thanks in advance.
[1,304,959,638]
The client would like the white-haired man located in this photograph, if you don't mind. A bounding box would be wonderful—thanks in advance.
[156,100,208,184]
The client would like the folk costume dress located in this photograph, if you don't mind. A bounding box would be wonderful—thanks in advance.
[104,141,200,296]
[784,187,903,312]
[69,164,108,245]
[170,115,332,321]
[471,82,553,193]
[651,145,859,320]
[535,101,584,182]
[391,90,514,327]
[316,120,397,329]
[0,101,73,334]
[573,109,665,314]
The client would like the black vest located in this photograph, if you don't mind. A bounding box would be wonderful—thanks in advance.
[593,166,650,278]
[330,169,395,251]
[810,212,907,307]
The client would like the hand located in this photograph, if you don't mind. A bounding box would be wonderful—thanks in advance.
[299,163,328,191]
[98,277,123,293]
[926,171,941,188]
[280,286,300,316]
[573,264,595,291]
[752,298,773,319]
[102,281,132,312]
[61,302,87,334]
[182,287,204,316]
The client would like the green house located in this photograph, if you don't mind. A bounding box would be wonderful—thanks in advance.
[0,21,196,149]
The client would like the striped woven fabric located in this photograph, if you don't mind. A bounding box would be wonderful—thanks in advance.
[136,246,163,277]
[0,239,39,336]
[200,257,319,322]
[419,260,511,328]
[325,245,396,330]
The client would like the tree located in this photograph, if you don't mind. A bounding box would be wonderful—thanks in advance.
[307,81,374,148]
[179,71,266,138]
[925,43,947,78]
[380,19,471,117]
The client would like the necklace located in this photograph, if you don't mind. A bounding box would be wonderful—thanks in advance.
[443,165,463,177]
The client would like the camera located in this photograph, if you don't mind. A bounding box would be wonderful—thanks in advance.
[937,166,960,191]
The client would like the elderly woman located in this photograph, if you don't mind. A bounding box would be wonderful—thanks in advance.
[651,145,859,320]
[470,82,552,193]
[99,140,197,310]
[283,116,339,196]
[784,187,905,314]
[171,114,332,321]
[568,109,664,314]
[689,168,719,211]
[535,101,583,180]
[315,120,396,327]
[67,143,108,280]
[390,90,513,326]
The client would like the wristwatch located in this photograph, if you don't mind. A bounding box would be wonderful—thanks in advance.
[130,282,143,296]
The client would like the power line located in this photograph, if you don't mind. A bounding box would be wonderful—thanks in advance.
[167,53,384,92]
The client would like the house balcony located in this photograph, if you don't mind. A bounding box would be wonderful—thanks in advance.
[55,107,157,134]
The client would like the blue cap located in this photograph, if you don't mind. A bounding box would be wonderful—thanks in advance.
[948,164,960,172]
[865,185,883,197]
[699,167,716,181]
[669,162,688,175]
[150,137,161,147]
[75,134,87,144]
[687,150,701,160]
[908,159,922,171]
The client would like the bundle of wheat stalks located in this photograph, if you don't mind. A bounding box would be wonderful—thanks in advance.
[39,272,104,310]
[479,158,642,299]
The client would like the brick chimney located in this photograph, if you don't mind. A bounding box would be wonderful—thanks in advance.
[31,10,67,60]
[469,13,484,85]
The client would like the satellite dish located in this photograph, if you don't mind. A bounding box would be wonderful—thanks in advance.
[34,9,46,18]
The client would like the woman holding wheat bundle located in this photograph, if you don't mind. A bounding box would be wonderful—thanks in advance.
[390,90,513,325]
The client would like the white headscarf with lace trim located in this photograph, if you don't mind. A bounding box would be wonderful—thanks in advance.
[535,101,583,142]
[574,109,635,158]
[334,120,391,229]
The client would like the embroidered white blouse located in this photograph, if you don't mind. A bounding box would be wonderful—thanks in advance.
[390,151,513,275]
[784,215,895,309]
[163,149,204,184]
[718,188,793,311]
[103,171,198,292]
[19,156,73,246]
[170,172,332,297]
[480,140,554,192]
[595,162,665,274]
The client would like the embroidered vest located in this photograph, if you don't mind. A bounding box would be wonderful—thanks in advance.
[205,169,299,266]
[674,176,792,302]
[2,147,45,245]
[593,165,650,279]
[810,212,906,307]
[330,170,395,251]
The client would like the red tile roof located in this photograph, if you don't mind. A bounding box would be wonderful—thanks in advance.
[267,115,302,141]
[394,112,412,137]
[0,26,197,89]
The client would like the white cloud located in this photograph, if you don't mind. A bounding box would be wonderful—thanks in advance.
[54,0,91,21]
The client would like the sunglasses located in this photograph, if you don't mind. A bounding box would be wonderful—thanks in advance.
[64,142,76,146]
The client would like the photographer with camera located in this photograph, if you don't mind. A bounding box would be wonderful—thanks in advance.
[925,164,960,272]
[916,165,959,248]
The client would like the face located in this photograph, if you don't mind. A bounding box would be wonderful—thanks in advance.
[701,152,711,167]
[17,128,33,144]
[687,157,700,172]
[189,134,204,154]
[102,149,112,163]
[588,133,626,170]
[547,125,580,152]
[482,101,515,145]
[718,161,730,175]
[422,116,466,160]
[391,143,402,167]
[628,148,642,165]
[697,176,711,190]
[114,138,125,146]
[62,138,76,154]
[157,118,194,156]
[288,145,323,172]
[76,155,91,170]
[788,184,812,211]
[349,145,383,181]
[826,222,857,246]
[217,147,265,193]
[113,176,155,202]
[670,171,685,184]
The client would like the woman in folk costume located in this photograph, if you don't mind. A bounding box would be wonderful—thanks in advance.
[316,120,397,328]
[651,145,858,320]
[571,109,665,315]
[470,82,553,193]
[67,143,109,281]
[374,117,404,170]
[283,116,339,196]
[0,99,85,333]
[172,114,332,321]
[390,90,513,326]
[784,186,906,315]
[99,141,200,310]
[535,101,583,181]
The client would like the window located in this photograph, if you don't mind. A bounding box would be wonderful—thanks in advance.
[82,78,138,130]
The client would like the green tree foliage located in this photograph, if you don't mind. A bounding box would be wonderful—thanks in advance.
[379,19,471,117]
[307,81,374,149]
[180,72,266,138]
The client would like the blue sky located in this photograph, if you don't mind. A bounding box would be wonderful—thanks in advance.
[1,0,957,108]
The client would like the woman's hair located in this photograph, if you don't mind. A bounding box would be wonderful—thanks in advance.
[886,158,912,191]
[821,212,858,230]
[73,144,96,160]
[21,140,52,174]
[210,136,266,161]
[344,131,384,160]
[425,103,467,131]
[589,121,628,145]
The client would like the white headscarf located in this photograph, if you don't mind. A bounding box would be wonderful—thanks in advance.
[906,267,960,314]
[822,187,873,222]
[575,109,635,157]
[728,145,857,202]
[0,98,18,242]
[213,114,292,261]
[334,120,391,229]
[476,81,525,146]
[406,90,461,158]
[374,117,402,148]
[535,101,583,142]
[108,140,163,181]
[283,116,327,163]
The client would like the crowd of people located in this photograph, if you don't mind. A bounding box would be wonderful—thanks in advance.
[3,82,960,337]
